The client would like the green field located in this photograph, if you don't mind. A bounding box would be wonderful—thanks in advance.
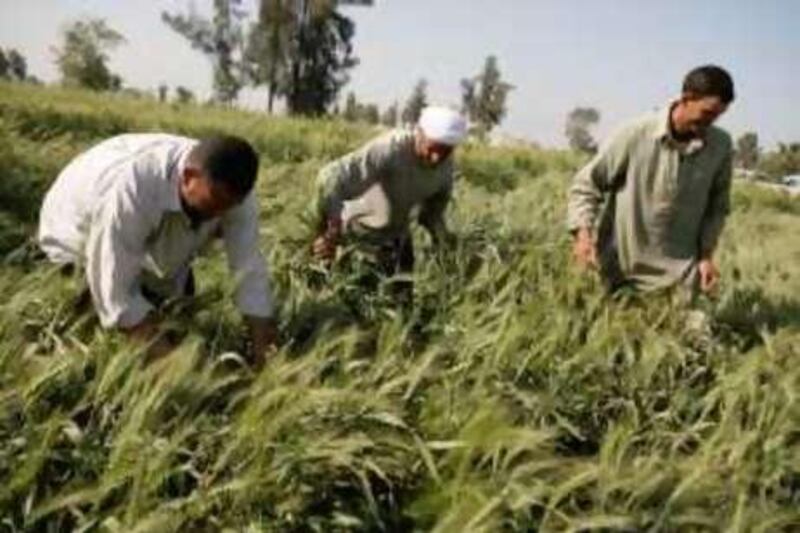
[1,81,799,531]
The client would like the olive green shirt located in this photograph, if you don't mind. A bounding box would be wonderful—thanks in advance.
[316,127,453,243]
[567,104,733,291]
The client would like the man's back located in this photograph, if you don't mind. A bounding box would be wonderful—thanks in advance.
[38,133,196,263]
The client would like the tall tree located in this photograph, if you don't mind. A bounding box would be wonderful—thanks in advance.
[163,0,246,104]
[6,49,27,81]
[244,0,294,113]
[242,0,372,114]
[402,79,427,124]
[53,19,126,91]
[342,91,359,121]
[175,86,196,104]
[735,132,759,170]
[158,84,168,102]
[381,101,398,127]
[565,107,600,154]
[362,103,379,124]
[0,49,8,79]
[460,77,475,116]
[283,1,358,115]
[461,55,513,138]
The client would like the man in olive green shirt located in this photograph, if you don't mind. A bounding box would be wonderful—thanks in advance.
[312,106,467,296]
[567,65,735,294]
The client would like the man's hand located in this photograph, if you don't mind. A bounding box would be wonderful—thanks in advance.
[698,258,720,294]
[245,315,279,368]
[312,217,342,263]
[572,227,598,269]
[312,234,338,262]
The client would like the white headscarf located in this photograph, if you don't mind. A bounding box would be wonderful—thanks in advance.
[418,106,468,146]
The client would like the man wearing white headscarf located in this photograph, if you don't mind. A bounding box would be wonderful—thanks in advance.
[312,106,468,299]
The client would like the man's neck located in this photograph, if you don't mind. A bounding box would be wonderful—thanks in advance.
[669,104,696,143]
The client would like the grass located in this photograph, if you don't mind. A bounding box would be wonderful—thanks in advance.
[1,81,799,531]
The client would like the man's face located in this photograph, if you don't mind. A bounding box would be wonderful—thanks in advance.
[415,130,455,167]
[179,167,241,225]
[679,94,729,136]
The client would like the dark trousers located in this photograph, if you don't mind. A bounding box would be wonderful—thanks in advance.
[140,269,196,306]
[375,235,415,306]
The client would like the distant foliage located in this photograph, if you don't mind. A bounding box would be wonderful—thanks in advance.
[759,142,800,181]
[243,0,294,113]
[53,19,125,91]
[565,106,600,154]
[402,78,428,124]
[341,91,381,124]
[163,0,246,104]
[458,144,551,193]
[283,5,358,115]
[381,101,398,127]
[735,132,759,170]
[361,103,379,124]
[170,0,371,114]
[175,86,196,104]
[0,47,28,81]
[461,55,513,139]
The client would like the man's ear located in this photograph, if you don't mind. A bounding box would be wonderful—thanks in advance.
[181,166,202,189]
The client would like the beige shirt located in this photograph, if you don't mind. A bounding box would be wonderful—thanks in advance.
[38,134,274,328]
[567,105,733,290]
[316,127,453,242]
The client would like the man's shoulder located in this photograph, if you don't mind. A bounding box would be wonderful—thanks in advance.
[355,126,410,156]
[705,126,733,152]
[98,133,196,152]
[597,110,661,152]
[109,134,190,204]
[87,133,193,177]
[622,109,662,138]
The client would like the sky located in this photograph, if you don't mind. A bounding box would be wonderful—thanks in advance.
[1,0,798,148]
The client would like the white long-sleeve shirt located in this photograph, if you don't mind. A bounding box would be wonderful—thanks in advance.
[38,133,274,328]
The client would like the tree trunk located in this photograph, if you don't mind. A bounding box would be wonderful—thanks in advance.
[267,83,275,113]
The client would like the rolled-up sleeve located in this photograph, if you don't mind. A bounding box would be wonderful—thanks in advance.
[699,142,733,257]
[566,126,633,232]
[221,193,274,318]
[85,168,159,328]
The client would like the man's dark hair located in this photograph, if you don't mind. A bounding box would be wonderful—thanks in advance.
[190,135,259,197]
[682,65,735,104]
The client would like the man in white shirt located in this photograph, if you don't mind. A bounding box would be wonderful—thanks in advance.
[38,133,277,362]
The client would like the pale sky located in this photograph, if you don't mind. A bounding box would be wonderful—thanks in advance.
[1,0,798,148]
